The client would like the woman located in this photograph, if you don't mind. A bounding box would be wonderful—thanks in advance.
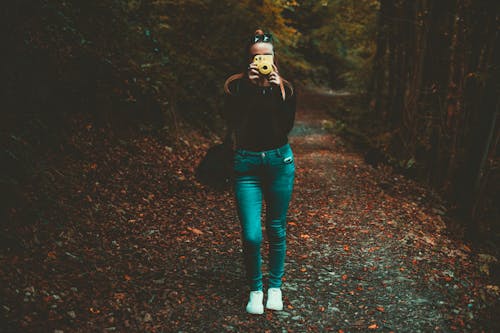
[223,29,296,314]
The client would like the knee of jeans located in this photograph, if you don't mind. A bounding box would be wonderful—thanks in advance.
[268,226,286,241]
[243,236,262,248]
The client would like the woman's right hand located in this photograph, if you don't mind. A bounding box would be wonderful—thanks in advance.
[247,63,260,84]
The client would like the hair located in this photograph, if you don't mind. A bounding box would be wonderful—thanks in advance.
[224,29,294,99]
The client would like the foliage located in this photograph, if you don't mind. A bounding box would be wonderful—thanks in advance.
[1,0,314,222]
[285,0,379,90]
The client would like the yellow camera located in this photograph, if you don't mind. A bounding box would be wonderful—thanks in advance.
[253,54,274,75]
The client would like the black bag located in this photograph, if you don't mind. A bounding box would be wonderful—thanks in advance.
[195,139,234,191]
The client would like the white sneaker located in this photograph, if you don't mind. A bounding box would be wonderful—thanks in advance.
[246,290,264,314]
[265,288,283,310]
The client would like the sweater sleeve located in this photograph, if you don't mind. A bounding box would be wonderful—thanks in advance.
[222,80,240,145]
[272,83,297,135]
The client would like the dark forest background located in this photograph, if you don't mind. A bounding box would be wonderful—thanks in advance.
[1,0,498,248]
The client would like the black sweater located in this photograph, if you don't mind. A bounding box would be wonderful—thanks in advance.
[223,78,296,151]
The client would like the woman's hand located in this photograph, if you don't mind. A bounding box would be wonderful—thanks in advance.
[247,63,260,85]
[247,62,281,87]
[268,64,281,86]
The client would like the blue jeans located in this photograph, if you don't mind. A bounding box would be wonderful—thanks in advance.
[232,143,295,291]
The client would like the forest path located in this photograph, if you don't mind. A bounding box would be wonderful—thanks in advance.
[1,89,497,333]
[171,88,494,332]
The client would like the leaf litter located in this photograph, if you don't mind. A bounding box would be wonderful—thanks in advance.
[1,92,499,332]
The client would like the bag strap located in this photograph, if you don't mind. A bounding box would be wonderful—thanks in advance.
[223,126,235,149]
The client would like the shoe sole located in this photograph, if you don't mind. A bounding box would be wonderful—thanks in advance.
[246,308,264,314]
[265,303,283,311]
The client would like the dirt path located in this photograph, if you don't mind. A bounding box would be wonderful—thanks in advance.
[164,89,497,332]
[1,89,498,332]
[278,91,459,331]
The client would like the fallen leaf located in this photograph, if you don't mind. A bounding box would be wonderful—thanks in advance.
[187,227,203,235]
[114,293,126,300]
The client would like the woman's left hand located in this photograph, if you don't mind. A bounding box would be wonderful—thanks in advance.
[268,64,281,86]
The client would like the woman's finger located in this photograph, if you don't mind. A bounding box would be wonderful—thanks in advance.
[248,68,259,78]
[269,72,280,84]
[248,74,259,81]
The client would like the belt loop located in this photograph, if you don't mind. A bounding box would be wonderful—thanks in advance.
[276,147,282,157]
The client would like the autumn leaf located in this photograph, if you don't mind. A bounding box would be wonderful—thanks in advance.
[187,227,203,235]
[89,308,100,314]
[114,293,126,300]
[485,285,500,296]
[479,264,490,275]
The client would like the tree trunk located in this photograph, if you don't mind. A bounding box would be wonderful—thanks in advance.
[460,4,499,240]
